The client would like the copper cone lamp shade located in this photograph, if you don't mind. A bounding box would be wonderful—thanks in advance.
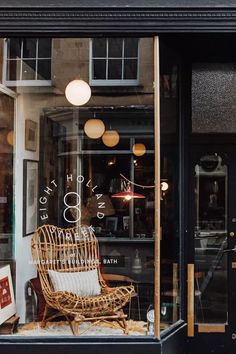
[112,185,145,200]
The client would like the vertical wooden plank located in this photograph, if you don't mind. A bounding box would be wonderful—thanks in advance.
[188,263,195,337]
[172,262,178,323]
[154,36,160,339]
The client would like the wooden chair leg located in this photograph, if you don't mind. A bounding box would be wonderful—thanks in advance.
[116,310,129,334]
[121,317,129,334]
[40,304,48,328]
[72,319,79,335]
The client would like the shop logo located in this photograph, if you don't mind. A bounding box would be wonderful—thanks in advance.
[39,174,106,225]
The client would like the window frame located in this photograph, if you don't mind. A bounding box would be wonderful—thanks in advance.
[3,38,52,87]
[89,38,140,86]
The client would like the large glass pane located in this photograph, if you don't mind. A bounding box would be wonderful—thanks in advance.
[3,37,157,337]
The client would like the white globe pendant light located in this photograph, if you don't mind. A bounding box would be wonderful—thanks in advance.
[84,119,105,139]
[102,130,120,147]
[65,79,91,106]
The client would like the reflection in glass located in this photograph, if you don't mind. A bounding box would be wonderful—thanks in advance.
[108,59,122,80]
[160,42,180,330]
[2,36,158,337]
[0,93,14,268]
[108,38,123,57]
[92,38,107,57]
[93,59,106,80]
[194,154,227,323]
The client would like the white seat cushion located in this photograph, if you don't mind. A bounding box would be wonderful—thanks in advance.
[48,269,101,297]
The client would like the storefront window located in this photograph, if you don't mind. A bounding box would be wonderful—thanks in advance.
[0,37,159,337]
[5,38,52,85]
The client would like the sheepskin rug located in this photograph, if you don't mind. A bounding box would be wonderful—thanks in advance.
[16,320,148,336]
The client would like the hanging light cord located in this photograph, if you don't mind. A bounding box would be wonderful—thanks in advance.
[120,173,155,189]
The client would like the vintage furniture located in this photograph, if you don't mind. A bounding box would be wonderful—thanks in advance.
[31,224,135,335]
[102,273,141,320]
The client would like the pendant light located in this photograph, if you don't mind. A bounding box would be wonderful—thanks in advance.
[6,130,14,146]
[65,79,91,106]
[132,143,146,156]
[84,118,105,139]
[102,130,120,147]
[112,183,145,201]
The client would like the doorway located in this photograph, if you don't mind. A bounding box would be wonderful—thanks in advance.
[188,57,236,354]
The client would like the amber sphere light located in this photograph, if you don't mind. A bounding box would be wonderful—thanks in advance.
[132,143,146,156]
[65,79,91,106]
[84,119,105,139]
[102,130,120,147]
[7,130,14,146]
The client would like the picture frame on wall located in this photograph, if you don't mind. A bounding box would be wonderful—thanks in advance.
[23,159,39,237]
[106,217,118,232]
[25,119,38,152]
[123,216,130,231]
[0,265,16,325]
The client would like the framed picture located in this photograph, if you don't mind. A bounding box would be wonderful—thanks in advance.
[25,119,38,151]
[0,265,16,325]
[123,216,130,231]
[23,159,39,237]
[106,217,118,232]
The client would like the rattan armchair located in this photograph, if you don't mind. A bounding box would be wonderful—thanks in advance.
[31,224,135,335]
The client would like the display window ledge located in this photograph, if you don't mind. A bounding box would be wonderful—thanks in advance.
[0,321,186,344]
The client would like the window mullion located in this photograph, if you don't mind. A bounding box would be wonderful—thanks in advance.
[122,39,125,80]
[35,39,39,81]
[20,39,23,81]
[106,39,109,80]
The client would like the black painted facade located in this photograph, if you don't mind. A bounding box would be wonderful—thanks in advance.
[0,2,235,353]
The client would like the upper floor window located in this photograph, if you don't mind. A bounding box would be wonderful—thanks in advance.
[5,38,52,86]
[90,38,139,86]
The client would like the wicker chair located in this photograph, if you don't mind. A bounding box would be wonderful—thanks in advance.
[31,224,135,335]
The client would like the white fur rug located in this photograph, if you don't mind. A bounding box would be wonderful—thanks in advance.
[16,320,147,336]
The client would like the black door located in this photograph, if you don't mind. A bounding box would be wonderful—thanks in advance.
[189,58,236,354]
[191,144,236,353]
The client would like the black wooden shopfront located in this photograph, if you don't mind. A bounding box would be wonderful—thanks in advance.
[1,1,236,354]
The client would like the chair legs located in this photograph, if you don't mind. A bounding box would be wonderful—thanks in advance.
[72,319,79,336]
[128,284,141,321]
[40,304,48,328]
[41,305,129,335]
